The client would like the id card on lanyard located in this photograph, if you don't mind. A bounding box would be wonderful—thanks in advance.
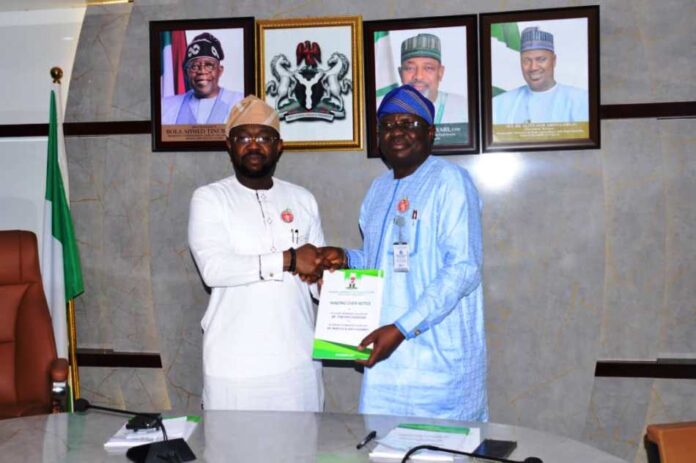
[393,242,409,272]
[393,215,409,272]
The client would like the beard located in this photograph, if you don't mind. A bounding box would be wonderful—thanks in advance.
[231,153,277,178]
[406,80,434,101]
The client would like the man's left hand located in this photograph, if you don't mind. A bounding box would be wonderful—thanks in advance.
[294,244,323,283]
[356,324,405,368]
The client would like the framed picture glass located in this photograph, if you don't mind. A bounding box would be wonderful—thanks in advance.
[480,6,600,152]
[256,16,364,151]
[149,17,255,151]
[364,15,479,157]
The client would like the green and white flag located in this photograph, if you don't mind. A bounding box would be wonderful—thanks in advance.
[490,22,522,97]
[40,84,84,359]
[160,30,188,97]
[374,31,399,103]
[161,30,175,97]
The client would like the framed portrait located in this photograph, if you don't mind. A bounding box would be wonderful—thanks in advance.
[256,16,363,151]
[363,15,479,157]
[480,6,600,152]
[149,17,255,151]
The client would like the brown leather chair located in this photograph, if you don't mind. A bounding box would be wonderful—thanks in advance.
[645,421,696,463]
[0,230,69,419]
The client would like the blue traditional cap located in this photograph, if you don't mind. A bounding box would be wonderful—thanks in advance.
[520,27,554,53]
[377,84,435,125]
[401,33,442,62]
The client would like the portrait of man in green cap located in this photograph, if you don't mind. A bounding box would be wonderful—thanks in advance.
[372,26,473,148]
[398,32,469,127]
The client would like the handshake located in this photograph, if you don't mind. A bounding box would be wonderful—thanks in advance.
[285,244,346,283]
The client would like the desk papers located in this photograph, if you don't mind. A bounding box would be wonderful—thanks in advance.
[104,416,200,450]
[369,423,480,462]
[313,269,384,361]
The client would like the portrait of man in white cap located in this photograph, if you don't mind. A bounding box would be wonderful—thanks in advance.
[492,25,589,125]
[162,32,244,125]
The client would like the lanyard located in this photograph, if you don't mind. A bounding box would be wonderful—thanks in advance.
[373,179,401,269]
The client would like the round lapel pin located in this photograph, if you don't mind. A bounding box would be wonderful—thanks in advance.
[397,198,409,213]
[281,209,294,223]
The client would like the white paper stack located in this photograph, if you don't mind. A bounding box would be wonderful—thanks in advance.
[104,416,200,450]
[369,423,480,462]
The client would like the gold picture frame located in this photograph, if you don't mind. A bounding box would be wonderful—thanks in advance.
[256,16,364,151]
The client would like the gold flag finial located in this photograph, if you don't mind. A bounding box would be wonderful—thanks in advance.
[50,67,63,84]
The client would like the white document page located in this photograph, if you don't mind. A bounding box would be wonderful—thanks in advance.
[369,424,480,462]
[104,416,200,450]
[313,269,383,360]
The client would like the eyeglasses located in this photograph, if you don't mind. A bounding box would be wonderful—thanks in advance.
[378,119,427,131]
[186,61,218,73]
[230,135,279,146]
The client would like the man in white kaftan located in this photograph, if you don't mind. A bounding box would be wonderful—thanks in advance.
[188,95,325,411]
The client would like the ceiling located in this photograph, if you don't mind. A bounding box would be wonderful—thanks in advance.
[0,0,130,13]
[0,1,83,12]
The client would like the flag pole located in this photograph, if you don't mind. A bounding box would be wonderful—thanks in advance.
[50,65,81,400]
[67,298,81,398]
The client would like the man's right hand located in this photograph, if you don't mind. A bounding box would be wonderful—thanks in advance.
[356,324,405,368]
[318,246,346,271]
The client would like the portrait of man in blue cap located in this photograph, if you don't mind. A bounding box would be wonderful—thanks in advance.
[492,26,588,125]
[320,84,487,421]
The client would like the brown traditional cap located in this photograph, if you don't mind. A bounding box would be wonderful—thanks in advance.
[225,95,280,136]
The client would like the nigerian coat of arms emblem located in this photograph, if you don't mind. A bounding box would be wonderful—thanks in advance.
[265,41,352,122]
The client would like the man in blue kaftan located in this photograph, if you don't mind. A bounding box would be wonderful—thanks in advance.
[492,83,587,124]
[321,85,487,421]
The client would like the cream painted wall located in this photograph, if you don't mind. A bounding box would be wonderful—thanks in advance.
[0,7,85,244]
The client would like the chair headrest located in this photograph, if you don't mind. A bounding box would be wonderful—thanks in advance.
[0,230,43,285]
